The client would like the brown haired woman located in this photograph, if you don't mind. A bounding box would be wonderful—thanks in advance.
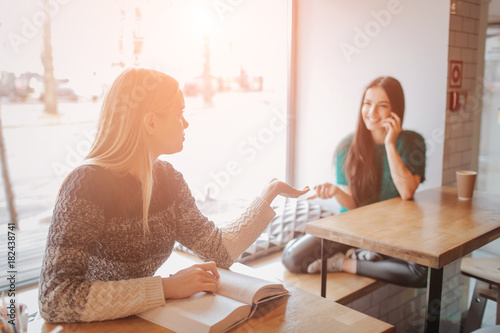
[281,76,427,288]
[39,68,309,323]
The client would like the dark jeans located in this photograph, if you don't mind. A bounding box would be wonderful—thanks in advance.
[281,234,428,288]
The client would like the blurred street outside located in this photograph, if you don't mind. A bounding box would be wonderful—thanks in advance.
[0,90,286,230]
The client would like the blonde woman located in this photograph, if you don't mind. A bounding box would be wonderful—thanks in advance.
[39,68,308,323]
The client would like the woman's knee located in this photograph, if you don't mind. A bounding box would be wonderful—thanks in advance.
[281,234,323,274]
[408,263,428,288]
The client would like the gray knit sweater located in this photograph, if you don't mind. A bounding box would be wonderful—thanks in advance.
[39,161,275,323]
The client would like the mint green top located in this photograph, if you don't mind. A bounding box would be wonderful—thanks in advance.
[336,130,426,212]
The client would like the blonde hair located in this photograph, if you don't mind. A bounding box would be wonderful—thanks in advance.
[85,68,181,232]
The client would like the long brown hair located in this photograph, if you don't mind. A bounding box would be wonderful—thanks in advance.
[344,76,405,207]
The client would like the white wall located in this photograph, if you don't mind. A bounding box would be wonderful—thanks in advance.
[294,0,450,205]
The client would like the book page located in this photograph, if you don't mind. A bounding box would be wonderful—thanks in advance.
[217,269,288,305]
[138,292,251,333]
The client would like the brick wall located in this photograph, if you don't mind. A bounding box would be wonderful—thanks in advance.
[346,283,427,332]
[345,260,466,332]
[443,0,487,186]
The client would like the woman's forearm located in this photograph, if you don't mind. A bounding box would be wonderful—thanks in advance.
[334,186,358,210]
[385,143,420,200]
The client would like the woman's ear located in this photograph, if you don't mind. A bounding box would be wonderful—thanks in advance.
[143,112,156,135]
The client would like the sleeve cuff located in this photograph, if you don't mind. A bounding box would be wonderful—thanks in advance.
[145,276,166,308]
[253,196,277,220]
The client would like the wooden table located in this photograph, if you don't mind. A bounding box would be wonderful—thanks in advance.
[27,253,394,333]
[36,284,394,333]
[306,186,500,333]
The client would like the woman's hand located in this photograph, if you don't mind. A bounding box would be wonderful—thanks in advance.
[306,183,339,199]
[162,262,220,299]
[260,178,309,205]
[383,112,402,145]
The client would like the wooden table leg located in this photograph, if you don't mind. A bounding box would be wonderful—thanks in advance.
[320,238,327,298]
[497,286,500,325]
[425,267,443,333]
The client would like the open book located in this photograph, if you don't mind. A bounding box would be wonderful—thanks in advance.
[138,269,289,333]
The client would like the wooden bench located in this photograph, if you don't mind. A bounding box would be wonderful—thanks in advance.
[155,250,385,306]
[13,247,385,322]
[159,250,386,305]
[243,250,386,305]
[461,257,500,332]
[2,226,383,306]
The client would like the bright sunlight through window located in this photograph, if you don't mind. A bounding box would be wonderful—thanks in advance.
[0,0,288,227]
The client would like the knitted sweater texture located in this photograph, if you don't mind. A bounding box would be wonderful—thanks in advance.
[39,161,275,323]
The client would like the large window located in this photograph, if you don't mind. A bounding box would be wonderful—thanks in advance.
[157,1,289,204]
[0,0,289,227]
[0,0,289,290]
